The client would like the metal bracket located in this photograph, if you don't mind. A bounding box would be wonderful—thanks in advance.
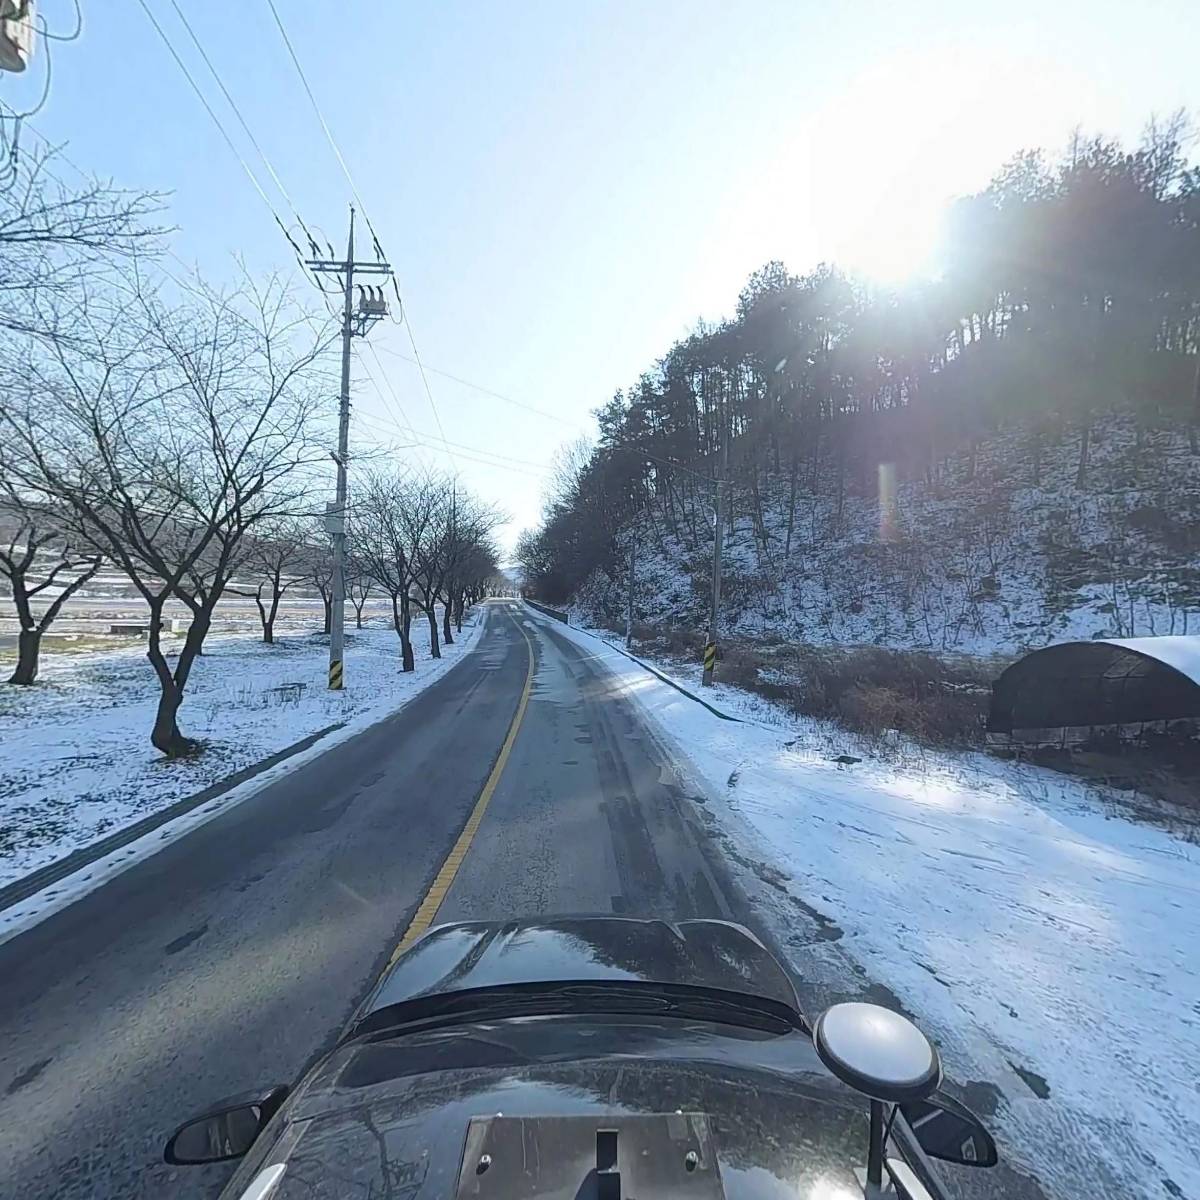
[454,1114,724,1200]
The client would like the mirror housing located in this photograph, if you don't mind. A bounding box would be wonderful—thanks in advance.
[813,1002,942,1103]
[899,1094,998,1167]
[164,1086,289,1166]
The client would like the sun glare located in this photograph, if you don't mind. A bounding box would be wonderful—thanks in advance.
[759,46,1098,288]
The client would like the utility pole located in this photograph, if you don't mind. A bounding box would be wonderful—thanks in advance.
[307,206,392,689]
[702,437,728,687]
[625,532,636,649]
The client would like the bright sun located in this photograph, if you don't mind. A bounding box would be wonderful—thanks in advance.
[761,45,1091,288]
[807,60,970,286]
[833,200,942,285]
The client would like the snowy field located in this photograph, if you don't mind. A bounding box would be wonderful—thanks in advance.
[538,613,1199,1200]
[0,610,484,891]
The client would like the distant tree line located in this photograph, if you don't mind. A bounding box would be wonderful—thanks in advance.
[520,116,1200,606]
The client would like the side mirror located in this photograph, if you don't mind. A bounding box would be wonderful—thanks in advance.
[813,1002,942,1103]
[164,1086,289,1166]
[899,1094,998,1167]
[813,1002,944,1190]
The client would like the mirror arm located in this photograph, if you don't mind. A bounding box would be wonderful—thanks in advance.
[867,1099,886,1188]
[259,1087,289,1125]
[888,1107,949,1198]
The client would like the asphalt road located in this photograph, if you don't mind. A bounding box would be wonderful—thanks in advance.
[0,601,745,1200]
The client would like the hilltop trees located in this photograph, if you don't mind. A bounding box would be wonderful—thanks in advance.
[521,117,1200,611]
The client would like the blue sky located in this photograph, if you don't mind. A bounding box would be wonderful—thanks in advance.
[6,1,1199,551]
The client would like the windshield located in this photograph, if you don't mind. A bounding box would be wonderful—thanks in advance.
[0,7,1196,1200]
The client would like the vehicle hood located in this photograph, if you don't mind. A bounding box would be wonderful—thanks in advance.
[227,1017,868,1200]
[354,917,799,1025]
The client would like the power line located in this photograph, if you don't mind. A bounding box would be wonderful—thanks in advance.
[402,317,454,463]
[352,345,544,480]
[360,341,504,474]
[342,369,540,470]
[163,0,320,259]
[261,0,367,227]
[378,418,551,470]
[353,410,550,479]
[373,346,583,429]
[355,342,417,435]
[133,0,284,229]
[39,0,82,42]
[259,0,456,466]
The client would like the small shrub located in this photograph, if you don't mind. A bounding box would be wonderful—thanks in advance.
[716,644,761,692]
[632,622,991,749]
[842,684,909,739]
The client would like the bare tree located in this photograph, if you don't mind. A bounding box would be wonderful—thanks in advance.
[233,518,312,644]
[306,536,335,636]
[439,493,503,638]
[0,272,334,756]
[1,145,166,342]
[347,559,374,630]
[0,495,101,684]
[356,472,421,670]
[405,475,457,659]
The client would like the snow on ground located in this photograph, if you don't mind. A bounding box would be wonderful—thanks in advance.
[537,612,1200,1200]
[0,610,484,890]
[574,417,1200,657]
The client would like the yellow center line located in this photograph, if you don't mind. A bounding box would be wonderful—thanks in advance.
[383,604,536,968]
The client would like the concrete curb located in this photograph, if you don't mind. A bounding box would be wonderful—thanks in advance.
[522,603,739,722]
[0,721,345,913]
[522,598,569,623]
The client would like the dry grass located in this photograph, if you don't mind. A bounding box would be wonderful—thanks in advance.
[633,625,993,749]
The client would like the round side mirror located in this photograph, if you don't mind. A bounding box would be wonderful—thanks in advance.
[813,1002,942,1103]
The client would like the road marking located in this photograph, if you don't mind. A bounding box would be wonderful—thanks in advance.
[384,606,535,966]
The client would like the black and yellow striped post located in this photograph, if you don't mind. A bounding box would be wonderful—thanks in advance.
[702,640,717,684]
[328,659,344,690]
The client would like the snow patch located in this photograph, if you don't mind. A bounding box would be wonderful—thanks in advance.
[535,611,1200,1200]
[0,612,485,896]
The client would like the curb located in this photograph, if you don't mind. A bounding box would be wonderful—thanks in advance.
[522,598,569,623]
[0,721,345,913]
[596,638,741,722]
[522,603,739,722]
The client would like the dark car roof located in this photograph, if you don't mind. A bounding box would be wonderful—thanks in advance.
[354,918,800,1029]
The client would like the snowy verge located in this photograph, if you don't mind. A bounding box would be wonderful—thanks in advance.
[0,610,487,898]
[521,602,740,721]
[529,611,1200,1200]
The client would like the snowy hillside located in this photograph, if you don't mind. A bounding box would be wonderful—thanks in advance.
[574,415,1200,656]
